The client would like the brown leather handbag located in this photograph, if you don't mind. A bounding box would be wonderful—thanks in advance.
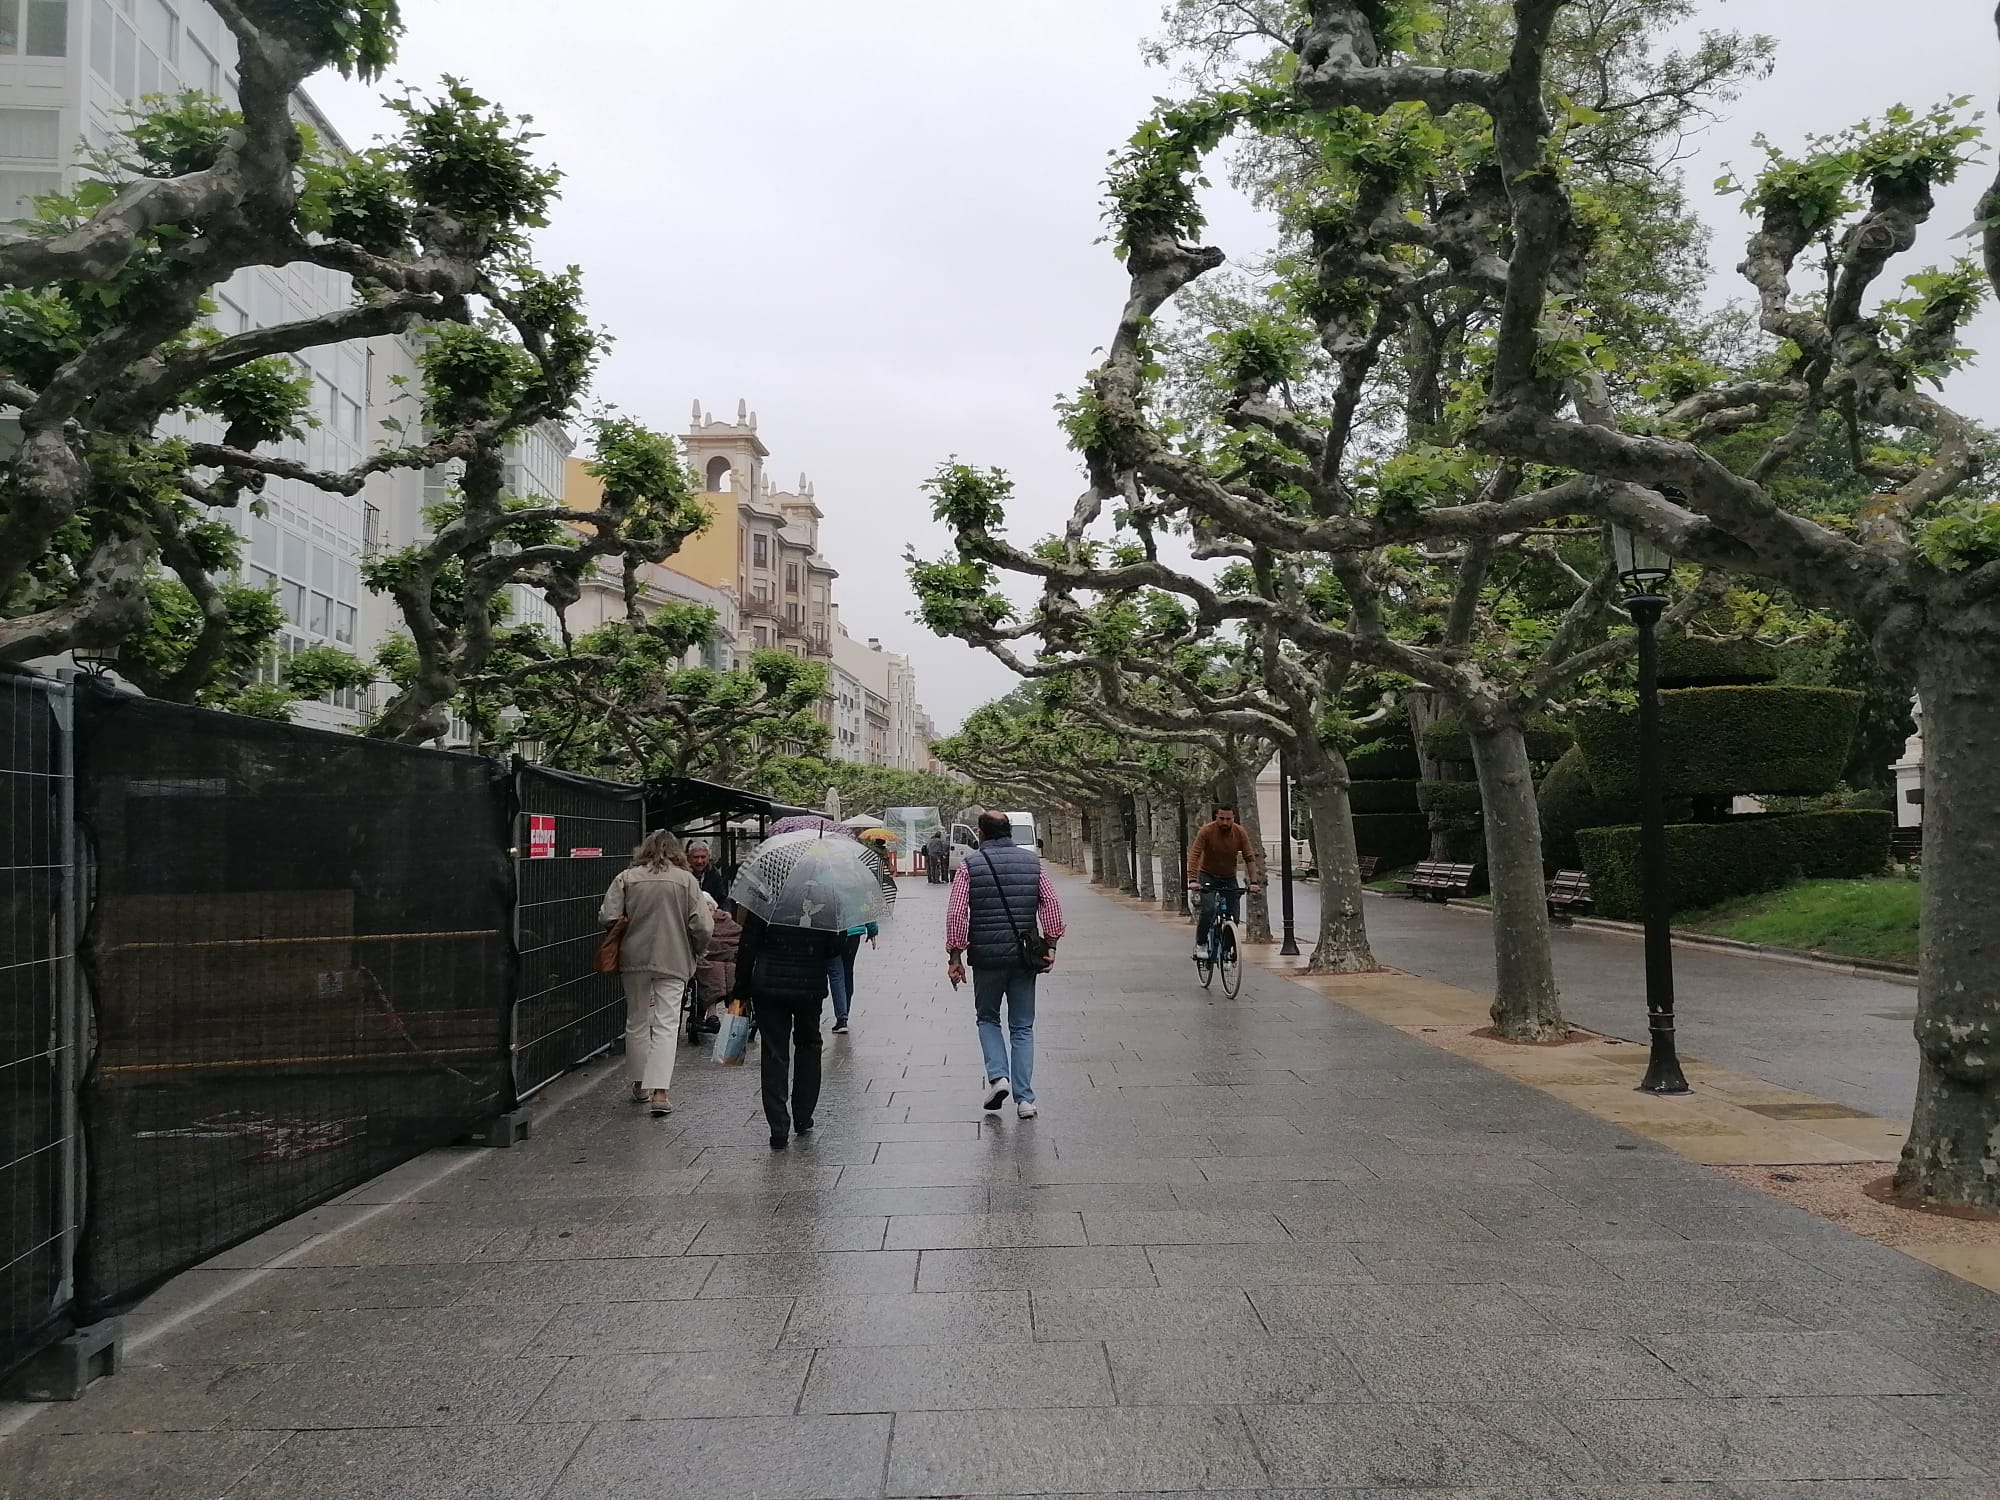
[594,916,628,975]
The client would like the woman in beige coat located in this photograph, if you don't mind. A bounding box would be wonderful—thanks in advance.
[600,830,714,1116]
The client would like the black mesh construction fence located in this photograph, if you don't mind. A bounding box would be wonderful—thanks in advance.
[73,689,514,1317]
[511,764,642,1099]
[0,674,77,1379]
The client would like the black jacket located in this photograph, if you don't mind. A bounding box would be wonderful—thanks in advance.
[735,910,839,1004]
[693,864,730,907]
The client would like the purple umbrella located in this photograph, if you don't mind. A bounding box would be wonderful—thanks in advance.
[767,814,855,838]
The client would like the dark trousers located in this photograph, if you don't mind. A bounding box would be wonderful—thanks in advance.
[757,993,824,1137]
[1194,873,1242,949]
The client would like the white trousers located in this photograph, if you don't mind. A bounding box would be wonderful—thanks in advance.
[622,971,687,1092]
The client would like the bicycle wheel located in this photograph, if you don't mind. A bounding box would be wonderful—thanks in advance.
[1195,944,1215,989]
[1218,926,1243,996]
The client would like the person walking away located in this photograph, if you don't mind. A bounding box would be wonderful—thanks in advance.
[827,921,877,1035]
[687,841,731,907]
[946,810,1064,1119]
[924,829,950,884]
[693,893,740,1034]
[601,831,713,1116]
[1185,804,1263,963]
[736,908,843,1149]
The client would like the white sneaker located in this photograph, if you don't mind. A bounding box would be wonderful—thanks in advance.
[1016,1101,1039,1120]
[1192,946,1207,962]
[982,1078,1011,1112]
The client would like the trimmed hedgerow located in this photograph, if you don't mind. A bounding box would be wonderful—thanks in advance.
[1574,810,1893,920]
[1416,779,1482,817]
[1347,737,1420,781]
[1657,636,1782,688]
[1351,812,1433,872]
[1348,778,1421,815]
[1572,686,1862,800]
[1538,745,1638,873]
[1420,713,1573,765]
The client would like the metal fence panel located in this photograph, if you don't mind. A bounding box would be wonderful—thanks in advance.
[0,674,78,1378]
[512,765,642,1100]
[73,688,514,1316]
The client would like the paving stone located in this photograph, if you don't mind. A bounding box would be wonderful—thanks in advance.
[686,1214,888,1254]
[458,1255,715,1304]
[1639,1331,1965,1397]
[216,1264,487,1312]
[884,1210,1087,1250]
[804,1340,1113,1412]
[30,1360,277,1434]
[781,1290,1027,1346]
[526,1349,814,1421]
[1032,1286,1265,1342]
[698,1249,919,1297]
[1351,1240,1626,1287]
[1561,1397,1985,1482]
[886,1406,1267,1495]
[916,1245,1159,1292]
[1242,1400,1610,1488]
[1106,1336,1367,1404]
[987,1182,1181,1212]
[227,1425,588,1500]
[1145,1239,1371,1287]
[1873,1393,2000,1472]
[1252,1282,1556,1340]
[775,1185,989,1217]
[1081,1209,1290,1245]
[0,1430,291,1500]
[476,1220,706,1261]
[1346,1332,1696,1401]
[526,1296,794,1354]
[238,1356,565,1428]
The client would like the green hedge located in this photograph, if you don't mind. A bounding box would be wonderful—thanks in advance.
[1351,812,1433,872]
[1574,810,1893,920]
[1658,636,1781,688]
[1573,685,1863,800]
[1349,779,1421,814]
[1421,713,1574,765]
[1416,779,1483,817]
[1347,738,1420,781]
[1538,744,1637,873]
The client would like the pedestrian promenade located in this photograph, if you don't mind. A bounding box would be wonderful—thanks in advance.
[4,874,1995,1498]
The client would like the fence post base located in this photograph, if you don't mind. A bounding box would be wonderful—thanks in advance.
[3,1318,122,1401]
[467,1108,532,1148]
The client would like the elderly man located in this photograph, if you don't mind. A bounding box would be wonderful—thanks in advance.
[945,810,1064,1119]
[686,841,730,908]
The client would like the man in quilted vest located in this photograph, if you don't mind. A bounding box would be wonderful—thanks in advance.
[945,810,1066,1119]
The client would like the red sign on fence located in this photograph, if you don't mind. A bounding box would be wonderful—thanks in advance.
[528,814,556,859]
[571,847,603,859]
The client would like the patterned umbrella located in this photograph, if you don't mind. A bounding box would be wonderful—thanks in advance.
[856,840,897,914]
[767,814,854,838]
[730,831,890,931]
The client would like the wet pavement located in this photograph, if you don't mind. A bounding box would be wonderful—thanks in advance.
[3,873,1993,1499]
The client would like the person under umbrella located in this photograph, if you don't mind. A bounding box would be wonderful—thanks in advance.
[730,831,890,1149]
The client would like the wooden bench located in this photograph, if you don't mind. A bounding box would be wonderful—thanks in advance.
[1357,855,1378,883]
[1891,827,1923,864]
[1398,861,1477,903]
[1545,868,1594,922]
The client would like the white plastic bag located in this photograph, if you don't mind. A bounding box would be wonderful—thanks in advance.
[711,1003,751,1066]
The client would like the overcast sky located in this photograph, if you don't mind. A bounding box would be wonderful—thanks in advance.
[310,1,1998,733]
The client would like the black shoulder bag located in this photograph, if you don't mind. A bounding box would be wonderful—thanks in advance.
[980,851,1054,973]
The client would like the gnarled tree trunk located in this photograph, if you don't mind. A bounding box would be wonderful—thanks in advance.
[1230,749,1275,942]
[1406,690,1458,862]
[1468,719,1565,1041]
[1154,799,1181,912]
[1133,793,1156,903]
[1895,635,2000,1210]
[1294,737,1377,974]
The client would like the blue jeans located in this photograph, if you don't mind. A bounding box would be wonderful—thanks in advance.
[826,938,859,1023]
[972,966,1037,1103]
[1195,874,1242,951]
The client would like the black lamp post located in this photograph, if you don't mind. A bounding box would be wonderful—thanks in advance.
[1611,524,1690,1096]
[1277,748,1300,956]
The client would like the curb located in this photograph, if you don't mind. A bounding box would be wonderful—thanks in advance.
[1363,889,1917,987]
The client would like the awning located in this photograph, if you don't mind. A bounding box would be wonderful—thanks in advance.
[644,775,815,830]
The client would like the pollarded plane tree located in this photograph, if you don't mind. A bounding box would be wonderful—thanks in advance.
[1450,14,2000,1203]
[912,476,1381,971]
[1160,2,2000,1206]
[0,2,692,735]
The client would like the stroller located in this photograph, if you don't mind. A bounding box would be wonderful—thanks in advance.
[685,899,750,1045]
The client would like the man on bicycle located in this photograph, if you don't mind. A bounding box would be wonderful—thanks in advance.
[1186,804,1263,962]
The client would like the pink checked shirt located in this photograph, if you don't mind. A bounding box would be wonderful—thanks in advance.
[946,858,1066,955]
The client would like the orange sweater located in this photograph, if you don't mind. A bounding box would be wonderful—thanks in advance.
[1187,821,1257,881]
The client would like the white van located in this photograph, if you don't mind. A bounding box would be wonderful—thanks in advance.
[1006,811,1039,850]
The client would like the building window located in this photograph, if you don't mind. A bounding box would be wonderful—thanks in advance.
[0,168,58,221]
[786,602,799,624]
[752,625,768,648]
[1,0,69,56]
[705,455,732,492]
[752,534,768,568]
[785,563,799,592]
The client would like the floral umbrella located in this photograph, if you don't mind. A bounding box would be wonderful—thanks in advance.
[767,814,854,839]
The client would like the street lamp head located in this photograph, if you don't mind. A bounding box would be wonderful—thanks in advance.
[1609,524,1673,597]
